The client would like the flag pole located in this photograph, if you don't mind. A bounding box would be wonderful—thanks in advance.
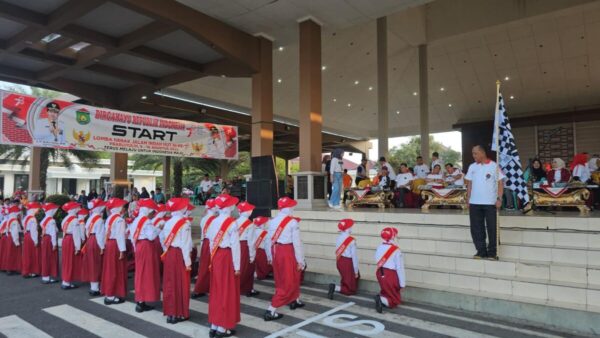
[494,80,501,251]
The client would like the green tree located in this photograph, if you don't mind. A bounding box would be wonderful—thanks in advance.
[388,136,461,170]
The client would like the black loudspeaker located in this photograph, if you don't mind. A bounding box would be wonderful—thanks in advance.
[248,155,279,216]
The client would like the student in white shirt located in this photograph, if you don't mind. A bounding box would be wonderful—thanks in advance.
[444,163,465,186]
[328,218,359,299]
[464,145,505,260]
[374,227,406,313]
[394,163,413,208]
[413,156,430,179]
[426,164,444,186]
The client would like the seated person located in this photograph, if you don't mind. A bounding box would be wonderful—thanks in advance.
[571,153,591,183]
[444,163,464,186]
[394,163,413,208]
[426,164,444,187]
[372,167,392,192]
[546,158,570,186]
[528,159,547,183]
[357,178,372,189]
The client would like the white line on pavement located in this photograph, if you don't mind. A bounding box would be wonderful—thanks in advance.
[0,315,52,338]
[264,302,355,338]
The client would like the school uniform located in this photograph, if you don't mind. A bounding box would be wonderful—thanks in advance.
[81,203,105,294]
[21,205,41,277]
[40,204,59,283]
[207,195,241,336]
[328,219,359,299]
[131,200,161,310]
[374,228,406,313]
[250,217,272,280]
[0,210,6,271]
[101,198,128,303]
[161,198,193,323]
[192,202,217,297]
[236,201,258,296]
[4,207,22,274]
[60,202,82,288]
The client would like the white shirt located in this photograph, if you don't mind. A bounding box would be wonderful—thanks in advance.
[24,213,39,246]
[330,158,343,174]
[431,158,443,170]
[85,213,105,249]
[375,243,406,288]
[249,226,267,262]
[573,164,591,183]
[199,211,216,240]
[160,214,193,267]
[395,173,413,188]
[62,213,82,250]
[336,231,359,274]
[378,175,391,188]
[236,216,255,242]
[465,160,506,205]
[554,169,563,183]
[200,180,213,193]
[105,214,127,252]
[33,119,66,144]
[130,215,160,244]
[445,169,465,186]
[206,213,241,271]
[414,164,430,179]
[265,211,305,267]
[426,173,443,184]
[381,162,396,180]
[6,216,20,246]
[41,215,58,247]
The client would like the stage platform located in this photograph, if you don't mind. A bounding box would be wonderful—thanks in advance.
[281,207,600,336]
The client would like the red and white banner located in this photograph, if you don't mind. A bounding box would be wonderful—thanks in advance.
[0,90,238,159]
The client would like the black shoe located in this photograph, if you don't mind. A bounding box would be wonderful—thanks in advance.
[104,297,112,305]
[486,255,499,261]
[327,283,335,300]
[191,292,206,299]
[246,290,260,297]
[473,252,487,259]
[114,298,125,304]
[174,316,188,323]
[375,295,383,313]
[289,301,305,310]
[166,316,175,324]
[135,302,153,312]
[89,290,101,296]
[264,310,284,321]
[48,279,59,284]
[61,284,78,290]
[209,329,216,338]
[215,330,235,338]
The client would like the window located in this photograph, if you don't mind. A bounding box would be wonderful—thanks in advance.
[14,174,29,192]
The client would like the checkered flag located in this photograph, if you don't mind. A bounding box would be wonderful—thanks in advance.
[492,94,530,208]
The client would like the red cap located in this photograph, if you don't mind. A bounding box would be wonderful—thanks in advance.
[205,199,215,209]
[277,196,297,210]
[338,218,354,231]
[214,194,239,209]
[107,198,127,210]
[237,201,255,213]
[166,198,189,212]
[138,198,158,210]
[381,227,395,241]
[26,202,42,210]
[77,209,89,216]
[89,198,106,209]
[62,201,81,212]
[253,216,269,226]
[42,203,59,212]
[390,227,398,237]
[156,204,166,213]
[7,205,20,214]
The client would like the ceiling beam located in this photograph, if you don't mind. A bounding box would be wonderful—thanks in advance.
[45,36,76,54]
[0,1,45,26]
[113,0,260,73]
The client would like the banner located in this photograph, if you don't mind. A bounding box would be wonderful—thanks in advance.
[0,90,238,159]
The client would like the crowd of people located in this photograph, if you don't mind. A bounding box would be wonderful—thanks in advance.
[0,193,406,337]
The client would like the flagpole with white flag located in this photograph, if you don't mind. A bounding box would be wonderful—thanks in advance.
[494,80,501,250]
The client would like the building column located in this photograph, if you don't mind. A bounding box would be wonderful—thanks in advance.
[251,36,274,157]
[28,146,42,201]
[162,156,171,198]
[419,44,430,163]
[377,17,389,160]
[110,152,128,198]
[295,17,326,208]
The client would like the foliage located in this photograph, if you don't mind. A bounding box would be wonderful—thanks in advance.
[388,136,462,170]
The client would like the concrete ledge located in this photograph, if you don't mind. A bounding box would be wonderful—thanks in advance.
[303,270,600,336]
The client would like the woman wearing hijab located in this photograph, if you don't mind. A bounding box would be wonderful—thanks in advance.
[546,158,570,185]
[529,159,547,183]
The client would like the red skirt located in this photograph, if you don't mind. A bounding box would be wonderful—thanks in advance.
[239,240,255,293]
[337,256,359,295]
[5,234,21,272]
[255,248,272,280]
[271,244,301,308]
[41,235,58,277]
[0,235,5,270]
[21,232,40,276]
[208,248,240,329]
[193,238,210,294]
[376,267,402,308]
[101,239,127,298]
[126,239,135,272]
[134,240,160,302]
[61,234,81,282]
[162,247,190,317]
[81,234,102,282]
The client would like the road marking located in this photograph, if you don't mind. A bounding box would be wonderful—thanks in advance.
[90,297,213,338]
[264,302,355,338]
[253,284,492,338]
[0,315,52,338]
[43,304,146,338]
[260,280,562,338]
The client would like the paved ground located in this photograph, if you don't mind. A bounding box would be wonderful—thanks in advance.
[0,271,586,338]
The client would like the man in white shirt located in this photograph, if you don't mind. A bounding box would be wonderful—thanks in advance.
[426,164,444,186]
[329,153,344,209]
[444,163,465,186]
[33,101,66,145]
[431,152,443,171]
[464,145,505,260]
[413,156,430,179]
[394,163,413,208]
[378,157,396,181]
[199,174,213,204]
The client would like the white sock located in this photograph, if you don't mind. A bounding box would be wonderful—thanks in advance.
[268,305,277,314]
[335,285,341,292]
[217,327,226,333]
[108,296,115,301]
[62,281,70,287]
[380,296,389,307]
[90,282,99,291]
[296,297,302,303]
[42,276,49,281]
[211,324,217,330]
